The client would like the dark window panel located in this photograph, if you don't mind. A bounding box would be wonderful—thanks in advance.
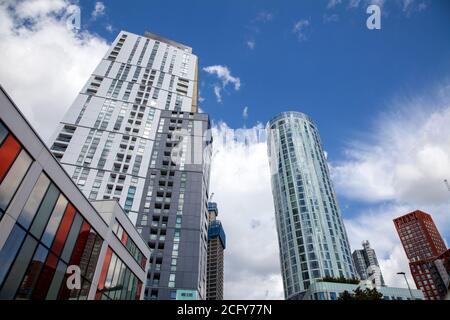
[77,278,92,300]
[0,225,26,287]
[60,213,83,263]
[120,268,131,300]
[0,121,8,146]
[0,149,32,212]
[15,244,49,300]
[135,280,142,300]
[17,173,50,229]
[45,260,67,300]
[29,183,60,239]
[68,221,91,267]
[0,235,38,299]
[79,230,97,278]
[41,194,68,248]
[84,232,103,282]
[31,252,59,300]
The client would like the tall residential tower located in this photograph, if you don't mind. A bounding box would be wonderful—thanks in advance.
[394,210,449,299]
[49,31,212,300]
[267,111,356,300]
[206,202,226,300]
[352,240,385,286]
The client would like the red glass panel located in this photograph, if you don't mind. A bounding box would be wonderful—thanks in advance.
[0,134,21,183]
[95,247,112,300]
[121,231,128,245]
[51,203,76,255]
[141,257,147,269]
[57,221,90,300]
[69,221,91,266]
[135,280,142,300]
[31,253,58,300]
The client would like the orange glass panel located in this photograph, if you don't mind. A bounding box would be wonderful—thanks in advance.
[0,134,21,183]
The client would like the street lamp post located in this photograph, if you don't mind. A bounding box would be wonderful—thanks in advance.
[397,272,414,300]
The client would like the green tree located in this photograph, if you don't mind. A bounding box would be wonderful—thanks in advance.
[338,287,383,300]
[318,276,360,285]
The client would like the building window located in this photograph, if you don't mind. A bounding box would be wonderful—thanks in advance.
[0,130,33,215]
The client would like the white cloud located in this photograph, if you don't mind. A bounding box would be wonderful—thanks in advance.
[344,202,450,289]
[245,11,274,50]
[0,0,109,142]
[106,24,113,33]
[402,0,415,11]
[347,0,427,13]
[327,0,342,9]
[203,65,241,90]
[213,85,222,103]
[402,0,428,15]
[292,19,310,42]
[91,1,105,19]
[323,13,339,23]
[347,0,386,9]
[198,90,205,103]
[246,40,256,50]
[242,106,249,119]
[348,0,362,8]
[203,65,241,102]
[253,11,274,23]
[417,2,427,11]
[331,86,450,206]
[210,122,283,299]
[344,204,413,288]
[333,84,450,290]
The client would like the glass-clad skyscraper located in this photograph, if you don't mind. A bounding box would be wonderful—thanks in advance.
[48,31,212,300]
[267,111,356,300]
[352,240,385,286]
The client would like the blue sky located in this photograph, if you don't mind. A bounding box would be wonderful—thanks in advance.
[1,0,450,297]
[81,1,450,139]
[82,0,450,215]
[80,0,449,154]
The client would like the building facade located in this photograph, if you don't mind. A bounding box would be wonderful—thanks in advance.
[352,240,385,286]
[302,281,424,300]
[0,86,149,300]
[48,30,211,300]
[206,202,226,300]
[139,110,212,300]
[394,210,449,300]
[267,111,356,300]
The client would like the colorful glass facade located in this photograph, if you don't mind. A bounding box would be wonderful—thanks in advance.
[0,86,149,300]
[394,210,449,300]
[267,111,356,299]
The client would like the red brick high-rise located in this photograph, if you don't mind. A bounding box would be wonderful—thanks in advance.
[394,210,449,300]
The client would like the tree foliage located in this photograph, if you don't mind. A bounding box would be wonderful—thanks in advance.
[318,276,360,285]
[337,288,383,300]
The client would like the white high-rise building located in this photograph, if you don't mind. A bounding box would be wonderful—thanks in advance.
[352,240,385,287]
[267,111,356,300]
[49,31,211,300]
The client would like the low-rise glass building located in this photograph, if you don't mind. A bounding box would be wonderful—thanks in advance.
[0,86,150,300]
[302,281,424,300]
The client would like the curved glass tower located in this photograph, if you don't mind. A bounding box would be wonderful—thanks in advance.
[267,111,356,300]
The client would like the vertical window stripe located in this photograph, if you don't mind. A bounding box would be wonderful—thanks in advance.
[0,134,21,183]
[51,204,76,255]
[31,252,58,300]
[69,221,91,266]
[95,247,112,299]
